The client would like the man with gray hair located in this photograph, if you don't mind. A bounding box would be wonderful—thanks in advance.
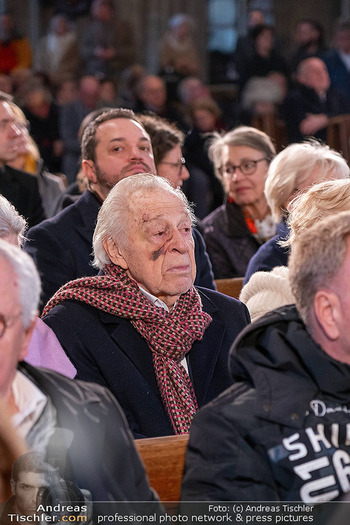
[42,174,249,438]
[0,239,155,502]
[182,210,350,502]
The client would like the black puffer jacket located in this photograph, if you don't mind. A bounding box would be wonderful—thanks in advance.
[182,305,350,502]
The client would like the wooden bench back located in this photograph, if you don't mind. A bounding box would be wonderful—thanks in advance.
[135,434,189,502]
[215,277,244,299]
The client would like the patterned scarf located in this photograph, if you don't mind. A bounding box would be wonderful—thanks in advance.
[43,264,212,434]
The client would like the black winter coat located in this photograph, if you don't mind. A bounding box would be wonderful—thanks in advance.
[182,305,350,502]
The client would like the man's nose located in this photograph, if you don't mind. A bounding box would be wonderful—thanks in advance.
[170,229,190,252]
[129,144,143,159]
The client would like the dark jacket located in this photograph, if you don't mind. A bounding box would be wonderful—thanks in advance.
[202,201,263,279]
[284,82,349,143]
[24,190,216,310]
[244,219,289,283]
[42,287,250,438]
[0,165,45,228]
[324,49,350,109]
[182,305,350,502]
[17,361,156,502]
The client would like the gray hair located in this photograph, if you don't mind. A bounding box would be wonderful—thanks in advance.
[289,210,350,326]
[93,173,195,269]
[265,140,349,222]
[209,126,276,185]
[0,195,27,245]
[0,240,41,327]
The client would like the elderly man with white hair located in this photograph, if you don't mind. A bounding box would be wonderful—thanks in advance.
[43,173,250,438]
[0,239,156,502]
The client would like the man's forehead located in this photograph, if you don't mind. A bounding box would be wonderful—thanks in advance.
[97,118,149,139]
[130,190,189,223]
[18,471,49,485]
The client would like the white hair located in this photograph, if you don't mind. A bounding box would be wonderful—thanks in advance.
[0,195,27,246]
[265,140,350,222]
[93,173,195,269]
[0,240,41,328]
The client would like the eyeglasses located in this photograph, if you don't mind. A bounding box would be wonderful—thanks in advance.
[0,312,22,339]
[221,158,268,178]
[159,157,186,175]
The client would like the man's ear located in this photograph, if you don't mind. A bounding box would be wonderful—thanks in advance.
[103,238,128,270]
[82,159,97,184]
[313,290,340,340]
[19,318,37,362]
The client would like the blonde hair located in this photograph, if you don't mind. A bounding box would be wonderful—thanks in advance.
[284,178,350,248]
[264,140,349,222]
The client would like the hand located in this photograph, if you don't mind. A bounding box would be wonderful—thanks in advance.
[300,114,329,135]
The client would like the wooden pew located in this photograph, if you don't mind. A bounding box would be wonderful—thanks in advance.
[135,434,189,505]
[215,277,244,299]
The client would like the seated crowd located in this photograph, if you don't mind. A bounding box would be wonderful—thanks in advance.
[3,3,350,515]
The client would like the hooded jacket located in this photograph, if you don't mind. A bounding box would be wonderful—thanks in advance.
[181,305,350,502]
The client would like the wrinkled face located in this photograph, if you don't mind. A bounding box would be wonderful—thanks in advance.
[0,102,22,166]
[157,145,190,189]
[12,472,49,516]
[299,59,330,92]
[106,189,196,309]
[221,144,269,209]
[84,118,156,200]
[0,258,32,401]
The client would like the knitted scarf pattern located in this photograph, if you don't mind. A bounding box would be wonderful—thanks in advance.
[43,264,212,434]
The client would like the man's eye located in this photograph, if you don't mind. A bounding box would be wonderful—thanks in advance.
[113,147,123,152]
[155,231,164,236]
[140,145,150,151]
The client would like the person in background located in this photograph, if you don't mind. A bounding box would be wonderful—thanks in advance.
[42,174,250,438]
[183,97,225,218]
[34,13,80,86]
[244,140,349,283]
[59,75,101,183]
[202,126,276,279]
[323,19,350,109]
[159,13,200,78]
[289,18,327,72]
[0,91,45,228]
[283,57,349,143]
[0,11,32,75]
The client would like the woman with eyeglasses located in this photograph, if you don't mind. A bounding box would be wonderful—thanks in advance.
[138,113,190,190]
[202,126,276,279]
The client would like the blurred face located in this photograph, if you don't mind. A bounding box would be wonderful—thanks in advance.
[193,109,216,132]
[221,144,269,209]
[255,29,274,54]
[83,118,156,200]
[12,472,49,516]
[157,145,189,189]
[0,258,32,401]
[140,77,166,111]
[105,189,196,309]
[0,102,22,166]
[336,29,350,54]
[296,22,318,45]
[299,59,330,93]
